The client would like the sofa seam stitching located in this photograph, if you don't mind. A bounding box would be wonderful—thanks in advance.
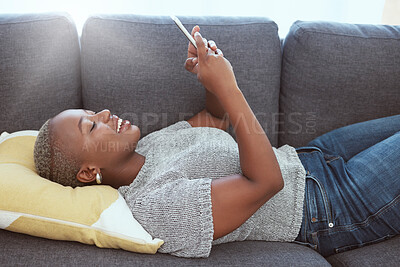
[86,16,279,30]
[293,26,400,41]
[0,16,67,26]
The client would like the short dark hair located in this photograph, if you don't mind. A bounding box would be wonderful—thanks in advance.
[34,119,86,188]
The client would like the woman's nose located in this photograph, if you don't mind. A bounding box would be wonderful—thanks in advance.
[97,109,111,122]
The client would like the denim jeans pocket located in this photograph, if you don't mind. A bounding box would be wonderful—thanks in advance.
[334,234,396,254]
[306,175,334,229]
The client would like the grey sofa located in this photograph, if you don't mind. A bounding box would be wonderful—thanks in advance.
[1,13,399,266]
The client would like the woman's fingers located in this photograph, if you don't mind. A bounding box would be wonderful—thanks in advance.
[188,25,200,57]
[184,57,198,73]
[208,40,217,51]
[194,32,223,63]
[208,40,222,56]
[194,32,207,62]
[203,38,209,48]
[185,57,194,71]
[191,25,200,36]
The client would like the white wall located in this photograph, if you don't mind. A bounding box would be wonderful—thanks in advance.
[0,0,386,37]
[382,0,400,25]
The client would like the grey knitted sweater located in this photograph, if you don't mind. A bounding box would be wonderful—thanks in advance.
[118,121,306,258]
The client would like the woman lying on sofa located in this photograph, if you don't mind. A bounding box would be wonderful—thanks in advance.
[33,26,400,258]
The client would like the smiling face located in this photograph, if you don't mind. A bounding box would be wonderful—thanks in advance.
[51,109,141,174]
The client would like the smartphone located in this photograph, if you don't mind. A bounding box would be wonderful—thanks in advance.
[170,15,197,49]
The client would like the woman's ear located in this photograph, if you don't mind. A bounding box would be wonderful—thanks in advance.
[77,165,99,184]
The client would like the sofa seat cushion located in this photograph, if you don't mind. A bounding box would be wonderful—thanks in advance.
[280,21,400,147]
[326,235,400,266]
[0,229,331,266]
[80,15,282,146]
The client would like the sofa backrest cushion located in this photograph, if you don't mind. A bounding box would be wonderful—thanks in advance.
[81,15,281,146]
[279,21,400,147]
[0,13,82,132]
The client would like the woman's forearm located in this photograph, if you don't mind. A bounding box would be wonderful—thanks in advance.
[205,89,226,120]
[216,86,283,193]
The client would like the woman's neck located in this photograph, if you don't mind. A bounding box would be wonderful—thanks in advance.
[104,152,146,189]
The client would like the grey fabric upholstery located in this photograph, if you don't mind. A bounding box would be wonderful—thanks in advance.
[1,12,400,266]
[0,229,330,266]
[279,21,400,147]
[80,15,282,146]
[0,13,82,132]
[327,235,400,267]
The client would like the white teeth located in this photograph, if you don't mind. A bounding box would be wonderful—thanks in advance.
[117,118,122,133]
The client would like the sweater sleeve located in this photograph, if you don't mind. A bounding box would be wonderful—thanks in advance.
[130,178,214,258]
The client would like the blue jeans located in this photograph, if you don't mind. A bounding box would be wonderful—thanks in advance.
[294,114,400,257]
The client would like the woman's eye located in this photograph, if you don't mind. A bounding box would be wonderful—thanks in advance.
[90,121,96,132]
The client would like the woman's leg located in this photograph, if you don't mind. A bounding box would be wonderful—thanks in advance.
[307,114,400,161]
[296,115,400,256]
[345,131,400,215]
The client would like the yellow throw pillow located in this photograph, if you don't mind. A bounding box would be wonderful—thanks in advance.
[0,130,163,253]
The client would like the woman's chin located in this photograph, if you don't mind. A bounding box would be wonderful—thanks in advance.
[120,124,140,135]
[128,124,141,139]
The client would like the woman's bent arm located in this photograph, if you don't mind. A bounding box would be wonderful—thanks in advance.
[211,87,283,239]
[192,32,284,239]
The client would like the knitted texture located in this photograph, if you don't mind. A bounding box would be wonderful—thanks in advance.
[118,121,306,258]
[34,119,85,188]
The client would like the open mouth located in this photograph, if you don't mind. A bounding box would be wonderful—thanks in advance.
[116,117,131,133]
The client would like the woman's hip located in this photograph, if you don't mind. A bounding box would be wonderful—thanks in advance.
[294,148,400,257]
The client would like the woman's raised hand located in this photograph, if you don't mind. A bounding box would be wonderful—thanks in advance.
[192,31,238,98]
[184,26,220,75]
